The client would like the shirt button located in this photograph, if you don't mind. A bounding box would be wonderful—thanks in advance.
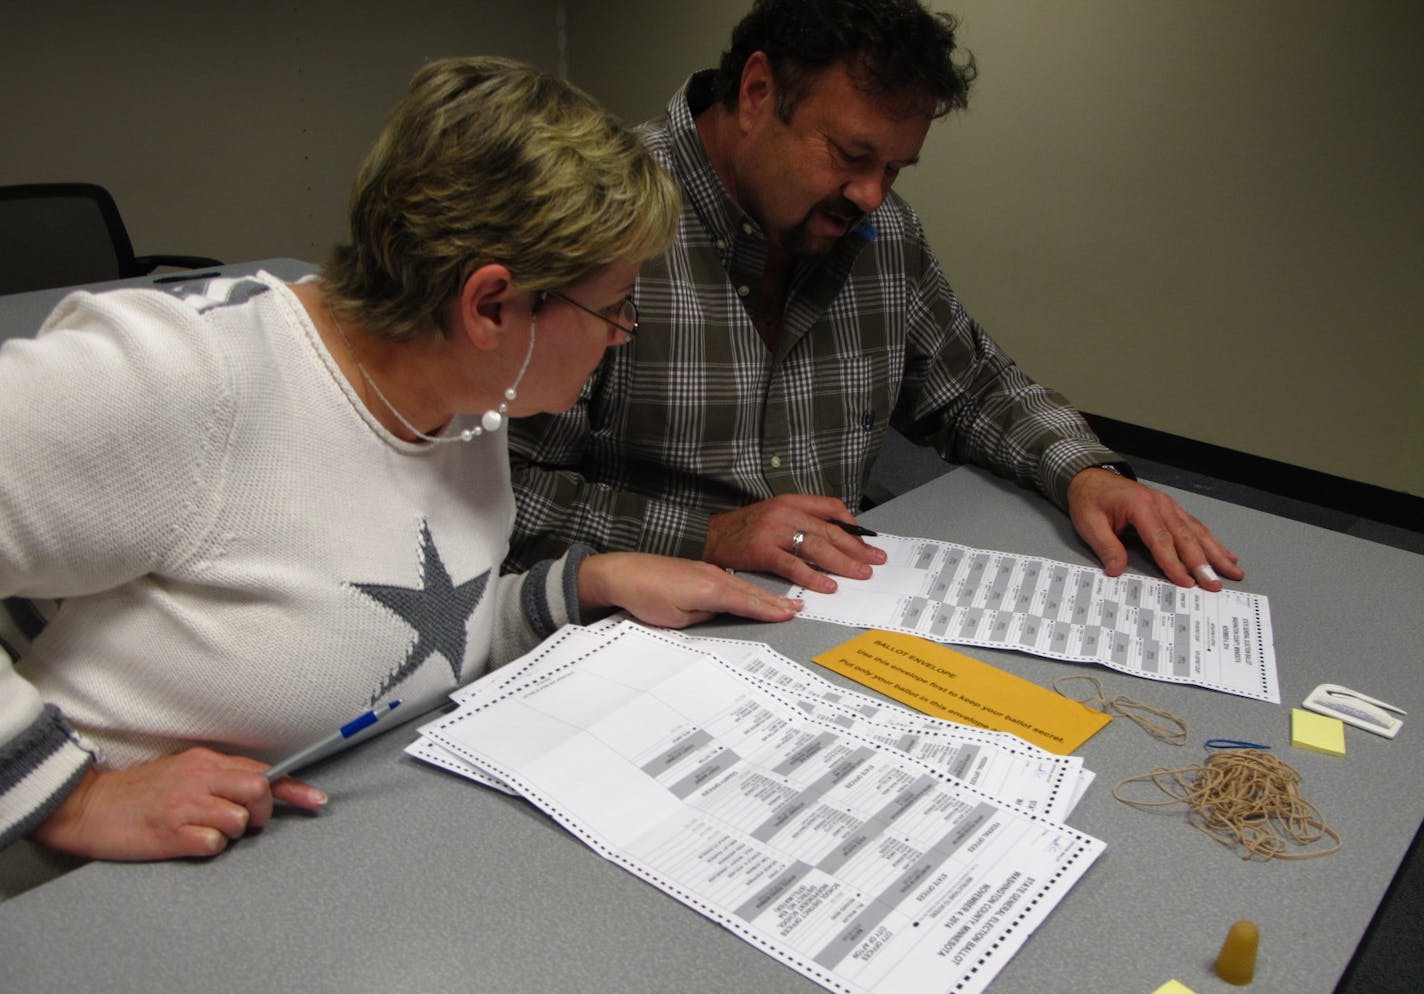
[742,222,754,235]
[737,285,750,297]
[770,455,782,468]
[716,239,727,250]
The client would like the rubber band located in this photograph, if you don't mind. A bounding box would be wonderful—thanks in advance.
[1113,749,1340,861]
[1205,738,1270,750]
[1052,674,1189,746]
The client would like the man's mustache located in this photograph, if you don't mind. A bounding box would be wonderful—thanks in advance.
[815,196,866,226]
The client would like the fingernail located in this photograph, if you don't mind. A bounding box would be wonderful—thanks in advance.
[1194,564,1220,583]
[310,788,329,806]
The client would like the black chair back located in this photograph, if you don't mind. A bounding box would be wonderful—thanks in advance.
[0,183,221,294]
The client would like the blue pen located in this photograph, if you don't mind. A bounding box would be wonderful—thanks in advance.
[265,701,401,781]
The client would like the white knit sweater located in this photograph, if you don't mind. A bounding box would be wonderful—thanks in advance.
[0,273,581,847]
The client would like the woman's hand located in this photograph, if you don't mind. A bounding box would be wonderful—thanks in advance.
[577,552,803,629]
[29,747,327,861]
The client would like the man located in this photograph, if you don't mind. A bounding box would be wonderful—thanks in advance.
[507,0,1242,595]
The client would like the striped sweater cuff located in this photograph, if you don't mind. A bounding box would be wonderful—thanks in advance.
[520,543,592,636]
[1,705,94,850]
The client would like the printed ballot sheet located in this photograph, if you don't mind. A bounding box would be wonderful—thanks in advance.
[415,622,1093,820]
[792,533,1280,703]
[422,623,1104,994]
[665,628,1093,819]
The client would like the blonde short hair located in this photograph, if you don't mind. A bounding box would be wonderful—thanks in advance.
[324,56,680,340]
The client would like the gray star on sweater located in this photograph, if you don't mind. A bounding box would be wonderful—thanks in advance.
[352,520,488,703]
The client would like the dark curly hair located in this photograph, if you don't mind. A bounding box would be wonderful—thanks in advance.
[713,0,976,120]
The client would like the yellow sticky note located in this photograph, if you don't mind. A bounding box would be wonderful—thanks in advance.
[811,630,1111,754]
[1151,982,1199,994]
[1292,707,1346,756]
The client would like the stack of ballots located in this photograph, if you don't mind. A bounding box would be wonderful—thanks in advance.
[407,617,1104,994]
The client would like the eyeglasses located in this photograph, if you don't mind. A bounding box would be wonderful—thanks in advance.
[540,290,639,337]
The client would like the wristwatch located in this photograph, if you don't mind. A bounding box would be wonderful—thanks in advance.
[1093,461,1138,481]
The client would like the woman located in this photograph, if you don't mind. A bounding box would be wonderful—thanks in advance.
[0,56,801,876]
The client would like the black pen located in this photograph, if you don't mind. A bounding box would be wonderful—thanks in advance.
[832,519,878,537]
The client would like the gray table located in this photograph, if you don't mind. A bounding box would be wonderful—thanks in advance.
[0,258,318,341]
[2,467,1420,994]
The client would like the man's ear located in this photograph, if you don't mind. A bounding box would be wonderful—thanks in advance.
[455,263,517,351]
[738,51,777,132]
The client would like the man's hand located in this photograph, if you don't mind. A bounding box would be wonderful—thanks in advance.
[702,494,887,594]
[30,747,327,861]
[1067,468,1243,590]
[578,552,804,627]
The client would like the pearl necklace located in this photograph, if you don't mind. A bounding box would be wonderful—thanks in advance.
[329,305,536,444]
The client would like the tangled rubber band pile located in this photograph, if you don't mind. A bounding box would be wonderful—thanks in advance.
[1113,749,1341,860]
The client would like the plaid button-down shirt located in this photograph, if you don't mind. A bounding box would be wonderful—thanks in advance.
[507,71,1118,572]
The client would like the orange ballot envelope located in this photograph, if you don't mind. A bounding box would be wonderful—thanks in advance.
[812,630,1111,754]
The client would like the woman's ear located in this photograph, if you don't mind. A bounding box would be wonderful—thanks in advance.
[455,263,517,351]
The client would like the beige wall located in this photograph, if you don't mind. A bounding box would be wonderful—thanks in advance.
[1,0,561,265]
[4,1,1420,498]
[569,1,1424,500]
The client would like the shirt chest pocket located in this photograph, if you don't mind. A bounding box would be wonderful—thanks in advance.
[766,342,899,498]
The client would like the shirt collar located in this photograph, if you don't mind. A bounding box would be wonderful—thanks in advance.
[665,71,746,252]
